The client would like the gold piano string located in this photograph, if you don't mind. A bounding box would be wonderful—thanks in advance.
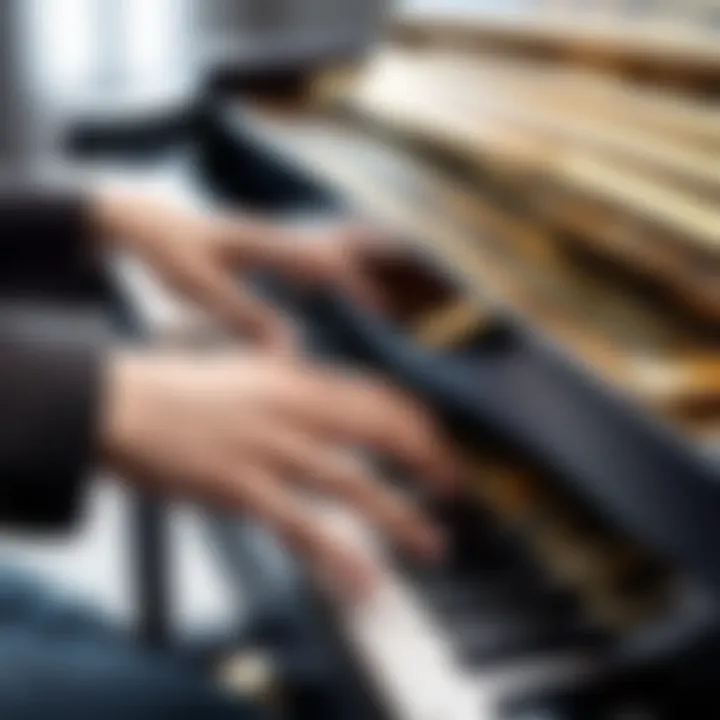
[334,62,720,319]
[392,9,720,90]
[344,52,720,251]
[337,51,720,317]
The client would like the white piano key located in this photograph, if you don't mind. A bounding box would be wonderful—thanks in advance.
[319,505,500,720]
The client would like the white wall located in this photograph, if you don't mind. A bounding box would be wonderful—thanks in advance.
[25,0,191,97]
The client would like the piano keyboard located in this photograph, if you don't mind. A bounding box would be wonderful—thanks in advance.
[318,503,604,720]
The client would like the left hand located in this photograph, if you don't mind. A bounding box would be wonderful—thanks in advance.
[94,190,395,350]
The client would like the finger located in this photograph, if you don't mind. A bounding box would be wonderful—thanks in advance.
[184,261,296,351]
[221,220,385,307]
[217,219,310,275]
[216,463,380,599]
[219,221,393,315]
[280,370,460,493]
[251,425,445,559]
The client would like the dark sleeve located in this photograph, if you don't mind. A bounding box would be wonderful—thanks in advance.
[0,190,99,298]
[0,304,106,531]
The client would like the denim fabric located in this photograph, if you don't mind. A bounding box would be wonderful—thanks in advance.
[0,566,267,720]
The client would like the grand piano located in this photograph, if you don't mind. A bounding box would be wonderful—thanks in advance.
[67,25,720,720]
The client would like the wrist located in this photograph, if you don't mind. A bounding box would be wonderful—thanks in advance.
[90,189,194,253]
[100,349,153,469]
[90,189,142,248]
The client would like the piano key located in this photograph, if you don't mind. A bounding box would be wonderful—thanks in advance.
[504,684,666,720]
[454,615,607,669]
[318,504,598,720]
[422,577,583,630]
[318,506,493,719]
[386,532,609,671]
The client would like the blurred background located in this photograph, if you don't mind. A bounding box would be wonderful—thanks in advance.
[3,0,720,173]
[1,0,386,171]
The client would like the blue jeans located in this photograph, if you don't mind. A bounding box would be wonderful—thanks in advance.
[0,566,266,720]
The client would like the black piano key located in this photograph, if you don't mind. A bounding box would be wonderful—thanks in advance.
[423,575,581,625]
[398,552,536,612]
[503,672,682,720]
[396,540,607,667]
[505,700,661,720]
[392,496,613,669]
[453,613,607,669]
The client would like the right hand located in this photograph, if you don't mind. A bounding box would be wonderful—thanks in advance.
[103,351,458,597]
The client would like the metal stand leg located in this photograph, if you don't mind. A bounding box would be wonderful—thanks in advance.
[134,496,171,647]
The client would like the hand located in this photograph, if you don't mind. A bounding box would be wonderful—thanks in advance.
[94,190,397,351]
[103,350,458,597]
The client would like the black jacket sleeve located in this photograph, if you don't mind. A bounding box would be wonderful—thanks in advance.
[0,305,106,530]
[0,191,108,531]
[0,190,100,299]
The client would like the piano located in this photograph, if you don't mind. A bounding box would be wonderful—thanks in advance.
[66,18,720,719]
